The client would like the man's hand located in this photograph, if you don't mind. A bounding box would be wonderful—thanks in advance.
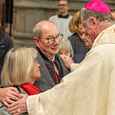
[0,87,22,107]
[7,94,28,115]
[60,55,74,69]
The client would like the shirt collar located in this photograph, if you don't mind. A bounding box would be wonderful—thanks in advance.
[58,14,69,18]
[49,56,55,61]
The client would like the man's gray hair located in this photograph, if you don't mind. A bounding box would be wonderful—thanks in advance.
[33,24,43,39]
[80,8,115,23]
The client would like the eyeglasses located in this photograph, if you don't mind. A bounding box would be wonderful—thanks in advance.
[58,4,68,7]
[41,33,63,44]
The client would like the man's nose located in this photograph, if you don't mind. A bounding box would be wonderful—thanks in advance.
[53,38,60,44]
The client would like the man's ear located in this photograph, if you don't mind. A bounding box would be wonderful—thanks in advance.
[34,37,40,48]
[67,5,70,10]
[89,17,97,28]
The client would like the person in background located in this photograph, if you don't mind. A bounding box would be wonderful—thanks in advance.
[0,20,69,107]
[111,8,115,19]
[0,47,40,115]
[73,34,93,63]
[58,38,74,58]
[49,0,72,38]
[0,21,13,84]
[68,11,88,55]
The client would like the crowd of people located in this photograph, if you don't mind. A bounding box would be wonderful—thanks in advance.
[0,0,115,115]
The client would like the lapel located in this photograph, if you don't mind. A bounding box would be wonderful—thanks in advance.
[36,48,55,87]
[56,54,69,82]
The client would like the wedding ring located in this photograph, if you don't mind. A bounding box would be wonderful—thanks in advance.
[5,98,9,101]
[18,108,21,113]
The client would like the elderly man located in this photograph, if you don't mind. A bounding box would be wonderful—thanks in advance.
[0,21,69,107]
[49,0,72,38]
[5,0,115,115]
[32,21,69,92]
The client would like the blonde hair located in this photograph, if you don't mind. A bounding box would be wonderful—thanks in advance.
[1,47,37,86]
[69,11,80,33]
[59,39,74,58]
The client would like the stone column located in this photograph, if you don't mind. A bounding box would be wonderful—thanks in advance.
[5,0,59,47]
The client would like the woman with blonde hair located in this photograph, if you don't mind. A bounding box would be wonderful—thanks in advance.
[0,47,40,115]
[68,11,88,55]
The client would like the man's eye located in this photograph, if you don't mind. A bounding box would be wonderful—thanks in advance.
[47,38,54,41]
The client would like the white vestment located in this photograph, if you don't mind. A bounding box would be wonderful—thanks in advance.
[49,15,73,38]
[27,24,115,115]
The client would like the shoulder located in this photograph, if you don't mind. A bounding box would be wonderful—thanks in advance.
[73,49,90,63]
[56,54,69,74]
[0,90,12,115]
[0,31,13,45]
[56,54,67,66]
[49,15,58,20]
[56,54,62,62]
[0,102,10,115]
[68,15,73,19]
[68,33,79,41]
[79,48,90,54]
[16,86,27,94]
[0,30,12,41]
[73,52,86,59]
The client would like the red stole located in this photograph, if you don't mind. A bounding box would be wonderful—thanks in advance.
[20,83,40,95]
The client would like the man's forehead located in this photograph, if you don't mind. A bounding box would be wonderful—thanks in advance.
[42,24,58,31]
[44,32,59,37]
[42,27,59,37]
[59,1,68,4]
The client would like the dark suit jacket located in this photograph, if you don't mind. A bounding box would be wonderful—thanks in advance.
[73,48,90,63]
[35,47,69,92]
[68,33,89,55]
[0,30,13,85]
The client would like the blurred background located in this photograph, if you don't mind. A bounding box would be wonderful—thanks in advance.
[0,0,115,47]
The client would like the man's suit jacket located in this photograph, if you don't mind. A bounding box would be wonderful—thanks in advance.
[35,47,69,92]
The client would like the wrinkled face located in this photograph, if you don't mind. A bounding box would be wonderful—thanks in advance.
[37,24,60,59]
[81,34,93,48]
[59,44,71,57]
[58,1,69,14]
[31,60,40,81]
[77,22,85,36]
[81,18,96,43]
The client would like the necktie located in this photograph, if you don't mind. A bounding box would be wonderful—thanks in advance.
[52,61,59,83]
